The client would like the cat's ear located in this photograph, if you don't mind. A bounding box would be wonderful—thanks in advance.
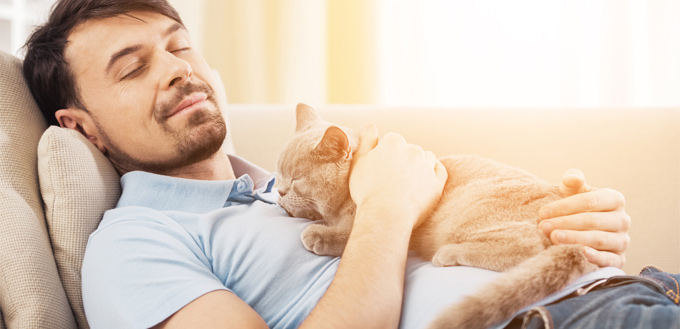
[315,126,351,160]
[296,103,322,133]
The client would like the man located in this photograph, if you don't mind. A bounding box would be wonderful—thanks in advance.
[22,1,673,328]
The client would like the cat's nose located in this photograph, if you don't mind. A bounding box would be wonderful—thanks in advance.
[278,189,287,197]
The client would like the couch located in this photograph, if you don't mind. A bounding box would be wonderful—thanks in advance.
[1,49,678,328]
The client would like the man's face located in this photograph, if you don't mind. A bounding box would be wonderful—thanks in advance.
[65,12,227,174]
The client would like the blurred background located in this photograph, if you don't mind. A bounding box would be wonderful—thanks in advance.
[1,0,679,107]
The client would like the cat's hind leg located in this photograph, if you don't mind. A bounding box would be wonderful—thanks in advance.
[432,223,550,271]
[431,240,545,271]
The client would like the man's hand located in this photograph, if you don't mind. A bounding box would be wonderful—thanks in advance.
[539,169,631,268]
[349,125,448,228]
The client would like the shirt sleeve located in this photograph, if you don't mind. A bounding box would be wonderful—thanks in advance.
[81,212,229,329]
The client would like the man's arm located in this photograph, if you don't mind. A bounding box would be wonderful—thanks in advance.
[539,169,631,268]
[299,201,415,329]
[154,126,447,329]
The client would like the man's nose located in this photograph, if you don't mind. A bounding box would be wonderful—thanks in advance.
[160,52,193,89]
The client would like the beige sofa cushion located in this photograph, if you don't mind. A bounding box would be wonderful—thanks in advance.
[0,51,76,328]
[38,127,121,329]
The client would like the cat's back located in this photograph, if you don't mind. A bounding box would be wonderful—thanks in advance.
[434,154,562,223]
[438,154,548,188]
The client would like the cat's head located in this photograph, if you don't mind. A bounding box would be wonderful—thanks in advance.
[276,104,357,221]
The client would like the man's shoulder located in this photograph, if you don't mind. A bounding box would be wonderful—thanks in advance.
[104,204,168,222]
[91,206,180,242]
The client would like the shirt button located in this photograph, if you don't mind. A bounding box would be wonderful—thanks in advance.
[236,181,246,192]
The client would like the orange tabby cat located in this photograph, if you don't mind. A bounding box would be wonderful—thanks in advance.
[277,103,597,329]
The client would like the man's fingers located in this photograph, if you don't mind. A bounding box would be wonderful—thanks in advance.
[354,124,379,157]
[550,228,628,268]
[540,188,625,219]
[539,211,632,234]
[559,168,593,196]
[550,230,630,253]
[584,247,626,268]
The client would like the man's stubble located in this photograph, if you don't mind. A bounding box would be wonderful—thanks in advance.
[95,81,227,174]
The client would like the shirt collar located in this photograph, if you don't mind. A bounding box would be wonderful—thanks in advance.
[116,154,277,213]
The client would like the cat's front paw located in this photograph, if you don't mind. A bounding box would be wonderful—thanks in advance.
[301,224,344,257]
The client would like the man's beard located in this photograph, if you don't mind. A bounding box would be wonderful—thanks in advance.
[98,81,228,174]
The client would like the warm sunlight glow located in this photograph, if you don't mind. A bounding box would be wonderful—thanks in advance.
[193,0,680,108]
[375,0,678,107]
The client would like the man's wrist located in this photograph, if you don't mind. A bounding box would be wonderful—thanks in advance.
[354,199,418,233]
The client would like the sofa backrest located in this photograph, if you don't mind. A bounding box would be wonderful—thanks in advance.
[0,51,78,328]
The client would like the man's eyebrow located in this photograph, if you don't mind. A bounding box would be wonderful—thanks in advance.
[164,23,185,37]
[106,44,143,75]
[105,23,186,75]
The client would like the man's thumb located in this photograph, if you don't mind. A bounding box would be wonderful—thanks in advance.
[559,168,593,196]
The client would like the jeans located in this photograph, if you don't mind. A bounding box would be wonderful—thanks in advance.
[508,266,680,329]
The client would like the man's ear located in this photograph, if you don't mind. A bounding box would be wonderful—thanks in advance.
[55,108,107,153]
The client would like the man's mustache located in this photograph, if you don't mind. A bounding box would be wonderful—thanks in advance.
[154,82,217,124]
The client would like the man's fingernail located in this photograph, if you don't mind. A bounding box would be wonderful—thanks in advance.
[554,231,566,243]
[540,222,553,234]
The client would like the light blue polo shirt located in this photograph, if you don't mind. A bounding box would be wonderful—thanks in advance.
[81,155,624,329]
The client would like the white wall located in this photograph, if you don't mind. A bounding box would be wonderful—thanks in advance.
[0,0,54,57]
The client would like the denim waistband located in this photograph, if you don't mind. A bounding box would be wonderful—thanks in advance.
[510,266,680,329]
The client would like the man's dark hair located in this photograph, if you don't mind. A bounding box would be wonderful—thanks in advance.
[23,0,183,126]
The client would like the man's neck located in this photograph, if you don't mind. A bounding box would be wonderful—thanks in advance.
[160,147,236,181]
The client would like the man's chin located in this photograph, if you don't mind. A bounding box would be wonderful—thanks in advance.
[171,117,227,167]
[107,119,227,175]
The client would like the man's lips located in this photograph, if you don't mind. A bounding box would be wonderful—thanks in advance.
[167,92,208,118]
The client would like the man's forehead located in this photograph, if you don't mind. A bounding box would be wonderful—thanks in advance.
[65,12,178,68]
[69,11,175,41]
